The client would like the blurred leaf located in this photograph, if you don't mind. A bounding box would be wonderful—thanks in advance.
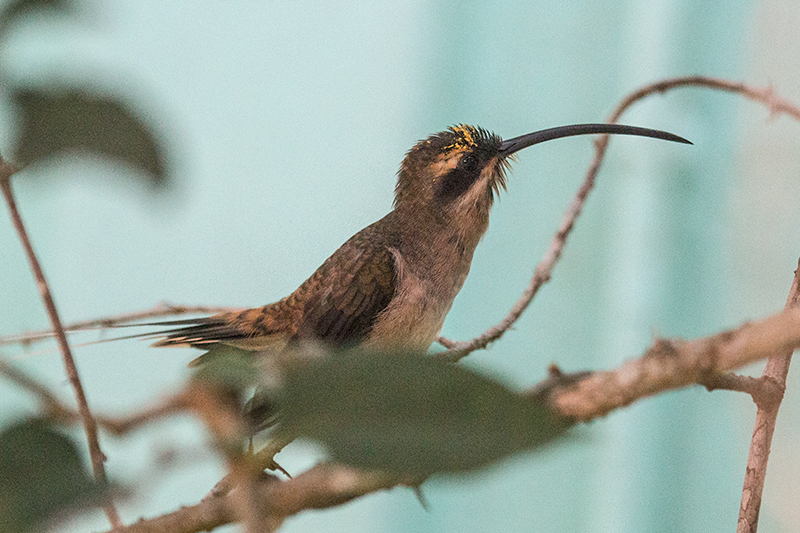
[0,0,74,42]
[13,87,167,186]
[281,351,571,477]
[191,345,259,391]
[0,418,99,533]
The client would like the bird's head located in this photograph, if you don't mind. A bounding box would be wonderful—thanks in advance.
[394,125,506,223]
[393,123,690,227]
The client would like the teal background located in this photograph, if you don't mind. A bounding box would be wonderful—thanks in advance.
[2,1,800,531]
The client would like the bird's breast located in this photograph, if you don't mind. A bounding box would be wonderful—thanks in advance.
[364,241,474,353]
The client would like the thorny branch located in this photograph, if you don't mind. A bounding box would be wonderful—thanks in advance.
[7,301,799,531]
[0,164,123,528]
[438,76,800,361]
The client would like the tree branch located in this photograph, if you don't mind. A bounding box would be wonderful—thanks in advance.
[548,308,800,421]
[736,258,800,533]
[438,76,800,361]
[182,382,276,533]
[1,167,122,528]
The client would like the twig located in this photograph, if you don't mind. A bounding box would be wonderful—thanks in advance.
[0,303,239,347]
[96,395,187,436]
[602,77,800,533]
[105,464,398,533]
[183,383,277,533]
[438,76,800,361]
[100,307,800,533]
[0,168,122,528]
[435,120,608,360]
[0,356,188,434]
[0,356,76,423]
[607,76,800,122]
[736,258,800,533]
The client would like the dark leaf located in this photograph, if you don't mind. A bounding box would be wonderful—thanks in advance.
[0,418,100,533]
[281,350,571,477]
[13,87,168,186]
[0,0,74,43]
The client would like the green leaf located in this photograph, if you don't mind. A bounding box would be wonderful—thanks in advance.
[0,418,100,533]
[281,351,571,477]
[13,87,168,186]
[191,345,260,391]
[0,0,74,42]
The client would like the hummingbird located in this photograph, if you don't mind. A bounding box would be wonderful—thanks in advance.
[144,123,690,427]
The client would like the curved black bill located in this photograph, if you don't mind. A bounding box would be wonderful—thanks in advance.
[498,123,692,157]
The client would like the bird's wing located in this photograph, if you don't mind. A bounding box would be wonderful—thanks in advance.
[297,237,397,345]
[147,220,397,353]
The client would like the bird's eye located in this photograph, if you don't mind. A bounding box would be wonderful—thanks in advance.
[435,153,482,202]
[460,154,478,171]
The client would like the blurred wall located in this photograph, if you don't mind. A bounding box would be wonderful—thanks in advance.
[1,1,799,532]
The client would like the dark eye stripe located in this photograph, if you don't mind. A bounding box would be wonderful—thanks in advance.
[436,154,481,202]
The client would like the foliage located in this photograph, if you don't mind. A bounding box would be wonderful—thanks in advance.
[280,350,570,476]
[0,419,99,533]
[0,0,167,187]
